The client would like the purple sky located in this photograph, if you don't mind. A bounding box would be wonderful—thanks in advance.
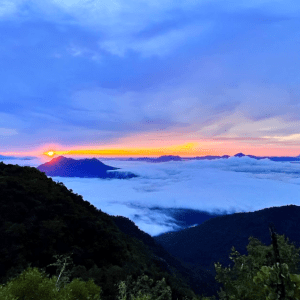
[1,0,300,157]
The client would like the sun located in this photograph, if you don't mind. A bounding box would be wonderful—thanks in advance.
[44,151,55,157]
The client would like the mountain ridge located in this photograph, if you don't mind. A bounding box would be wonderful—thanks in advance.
[153,204,300,282]
[125,153,300,162]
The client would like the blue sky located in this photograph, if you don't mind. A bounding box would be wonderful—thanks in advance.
[1,0,300,157]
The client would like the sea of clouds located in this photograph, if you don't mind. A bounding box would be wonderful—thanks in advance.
[3,156,300,237]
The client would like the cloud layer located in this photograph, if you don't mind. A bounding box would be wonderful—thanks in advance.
[8,156,300,236]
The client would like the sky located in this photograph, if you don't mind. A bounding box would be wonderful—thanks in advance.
[1,0,300,158]
[5,156,300,237]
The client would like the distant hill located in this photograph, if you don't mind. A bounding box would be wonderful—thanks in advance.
[37,156,138,179]
[193,155,230,160]
[125,153,300,162]
[128,155,182,163]
[234,153,246,157]
[153,204,300,292]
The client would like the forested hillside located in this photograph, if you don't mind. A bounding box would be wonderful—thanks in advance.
[0,161,206,300]
[154,204,300,282]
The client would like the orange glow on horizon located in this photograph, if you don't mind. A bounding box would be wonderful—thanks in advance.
[42,142,205,157]
[38,140,300,158]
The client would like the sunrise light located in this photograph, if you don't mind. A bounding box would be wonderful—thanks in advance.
[44,151,55,157]
[41,142,203,157]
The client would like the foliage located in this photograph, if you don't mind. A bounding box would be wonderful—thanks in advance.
[0,266,102,300]
[114,273,172,300]
[212,223,300,299]
[253,263,300,299]
[0,252,206,300]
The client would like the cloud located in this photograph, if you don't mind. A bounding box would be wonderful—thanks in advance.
[0,1,19,17]
[14,156,300,236]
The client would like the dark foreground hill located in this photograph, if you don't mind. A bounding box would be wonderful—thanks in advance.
[0,161,218,300]
[153,204,300,288]
[37,156,138,179]
[3,161,300,299]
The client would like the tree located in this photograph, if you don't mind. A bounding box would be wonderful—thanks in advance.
[213,224,300,299]
[115,273,172,300]
[0,252,102,299]
[0,267,102,300]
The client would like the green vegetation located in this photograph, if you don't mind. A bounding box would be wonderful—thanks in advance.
[1,161,300,299]
[2,224,300,300]
[0,253,191,300]
[211,222,300,299]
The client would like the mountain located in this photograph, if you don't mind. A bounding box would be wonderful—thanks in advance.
[128,155,182,163]
[111,215,221,297]
[156,155,182,162]
[0,162,207,300]
[153,204,300,292]
[267,156,300,162]
[193,155,230,160]
[126,154,300,162]
[37,156,138,179]
[234,153,246,157]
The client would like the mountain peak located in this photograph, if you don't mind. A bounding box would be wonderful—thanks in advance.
[234,153,246,157]
[37,156,137,179]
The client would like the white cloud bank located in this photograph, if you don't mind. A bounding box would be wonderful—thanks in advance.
[7,156,300,236]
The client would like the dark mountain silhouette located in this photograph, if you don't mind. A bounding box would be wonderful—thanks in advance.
[153,204,300,294]
[234,153,246,157]
[128,157,156,162]
[267,156,300,162]
[111,215,221,296]
[156,155,182,162]
[0,162,207,300]
[193,155,230,160]
[192,153,300,161]
[37,156,138,179]
[128,155,182,163]
[126,153,300,162]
